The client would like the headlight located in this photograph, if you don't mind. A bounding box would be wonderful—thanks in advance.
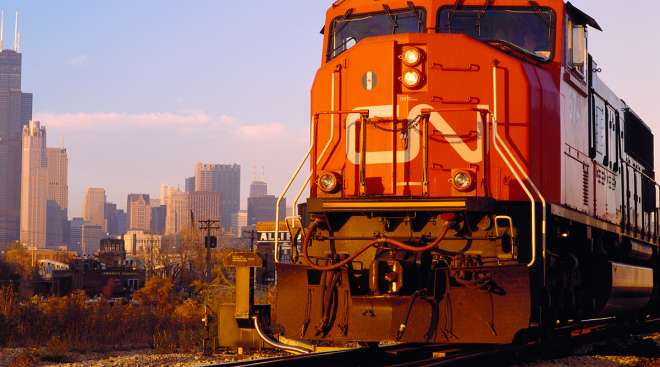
[402,70,422,89]
[402,48,422,67]
[452,170,475,192]
[318,171,340,193]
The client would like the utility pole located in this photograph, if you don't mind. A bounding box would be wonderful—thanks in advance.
[199,219,220,283]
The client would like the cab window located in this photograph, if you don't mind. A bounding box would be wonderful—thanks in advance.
[436,7,555,61]
[327,7,426,61]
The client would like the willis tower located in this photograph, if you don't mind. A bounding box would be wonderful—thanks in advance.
[0,12,33,248]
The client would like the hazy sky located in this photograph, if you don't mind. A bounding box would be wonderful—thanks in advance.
[2,1,659,217]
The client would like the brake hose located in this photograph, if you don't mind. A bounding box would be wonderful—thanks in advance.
[302,220,451,272]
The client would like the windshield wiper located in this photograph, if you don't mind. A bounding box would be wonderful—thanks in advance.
[407,1,424,30]
[484,39,542,62]
[382,5,399,33]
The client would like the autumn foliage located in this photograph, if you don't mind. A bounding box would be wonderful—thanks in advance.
[0,278,205,353]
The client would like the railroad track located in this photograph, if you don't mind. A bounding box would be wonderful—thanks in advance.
[207,318,660,367]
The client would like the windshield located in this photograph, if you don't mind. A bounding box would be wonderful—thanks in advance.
[328,8,426,61]
[436,7,554,61]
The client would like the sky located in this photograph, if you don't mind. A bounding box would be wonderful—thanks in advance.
[1,0,659,217]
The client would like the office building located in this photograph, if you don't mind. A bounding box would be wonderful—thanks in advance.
[185,176,195,193]
[165,190,190,235]
[194,163,240,230]
[46,147,68,248]
[247,195,286,226]
[69,217,84,254]
[20,121,48,248]
[0,37,33,248]
[83,188,106,231]
[150,205,166,234]
[249,181,268,198]
[81,222,103,256]
[127,194,151,231]
[231,210,248,238]
[189,191,221,222]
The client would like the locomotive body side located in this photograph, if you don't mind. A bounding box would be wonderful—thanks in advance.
[270,0,658,346]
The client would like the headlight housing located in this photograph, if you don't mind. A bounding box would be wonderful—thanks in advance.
[452,170,475,192]
[318,171,341,193]
[402,69,422,89]
[402,47,423,67]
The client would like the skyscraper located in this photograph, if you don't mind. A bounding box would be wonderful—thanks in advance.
[83,188,106,231]
[185,176,195,193]
[165,190,190,235]
[247,195,286,226]
[150,205,166,234]
[46,147,68,248]
[194,163,240,230]
[249,181,268,198]
[127,194,151,231]
[20,120,48,248]
[0,28,33,248]
[81,222,103,256]
[231,210,248,238]
[189,191,221,223]
[69,217,84,254]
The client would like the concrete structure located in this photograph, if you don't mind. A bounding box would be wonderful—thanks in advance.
[190,191,221,222]
[232,210,248,238]
[105,202,127,237]
[194,163,240,231]
[185,176,195,193]
[160,184,178,205]
[0,47,33,249]
[249,181,268,198]
[127,194,151,231]
[20,121,48,248]
[247,195,286,226]
[81,222,103,256]
[46,147,68,248]
[82,188,106,231]
[165,190,190,235]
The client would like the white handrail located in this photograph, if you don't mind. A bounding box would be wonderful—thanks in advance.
[492,64,546,269]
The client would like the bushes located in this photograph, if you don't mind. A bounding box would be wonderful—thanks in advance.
[0,278,205,353]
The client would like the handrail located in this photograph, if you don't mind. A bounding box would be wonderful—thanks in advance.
[252,316,311,354]
[492,63,546,275]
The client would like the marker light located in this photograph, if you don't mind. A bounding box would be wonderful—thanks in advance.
[402,70,422,89]
[452,170,475,192]
[402,48,422,67]
[318,171,341,193]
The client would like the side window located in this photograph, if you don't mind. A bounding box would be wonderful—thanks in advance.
[594,100,606,162]
[567,17,587,77]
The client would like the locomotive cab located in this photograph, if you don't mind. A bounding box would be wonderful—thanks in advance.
[267,0,659,348]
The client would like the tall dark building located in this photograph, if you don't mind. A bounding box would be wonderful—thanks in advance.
[0,47,33,249]
[185,176,195,193]
[105,203,127,237]
[150,205,166,234]
[247,195,286,226]
[249,181,268,198]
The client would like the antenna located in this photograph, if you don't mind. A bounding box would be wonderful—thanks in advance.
[13,11,19,52]
[1,10,4,50]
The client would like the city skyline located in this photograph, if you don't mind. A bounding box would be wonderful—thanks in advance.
[0,0,658,219]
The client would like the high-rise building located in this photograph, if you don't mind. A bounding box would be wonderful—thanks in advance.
[194,163,240,231]
[247,195,286,226]
[189,191,221,222]
[185,176,195,193]
[81,222,103,256]
[127,194,151,231]
[150,205,166,234]
[249,181,268,198]
[165,190,190,235]
[83,188,106,231]
[231,210,248,238]
[69,217,84,254]
[20,121,48,248]
[105,202,127,237]
[0,44,33,248]
[46,147,68,248]
[160,184,178,206]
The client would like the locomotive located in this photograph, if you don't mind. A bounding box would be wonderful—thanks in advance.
[266,0,659,346]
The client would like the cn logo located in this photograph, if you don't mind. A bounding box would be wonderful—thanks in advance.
[345,104,486,165]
